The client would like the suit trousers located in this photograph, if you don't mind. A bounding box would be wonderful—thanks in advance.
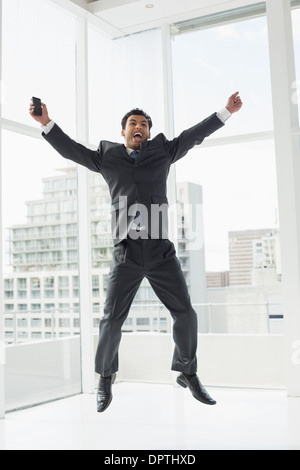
[95,238,198,377]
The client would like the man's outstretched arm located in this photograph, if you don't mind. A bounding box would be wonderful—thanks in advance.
[166,91,243,164]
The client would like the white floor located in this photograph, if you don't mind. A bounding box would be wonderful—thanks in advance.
[1,382,300,450]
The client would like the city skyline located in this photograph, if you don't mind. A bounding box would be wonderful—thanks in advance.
[2,159,279,275]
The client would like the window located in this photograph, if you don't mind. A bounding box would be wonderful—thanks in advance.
[18,332,28,340]
[1,0,81,411]
[172,12,282,334]
[88,26,164,144]
[5,319,13,328]
[4,290,13,299]
[45,304,55,312]
[31,304,41,312]
[73,303,79,314]
[58,276,69,298]
[93,303,100,314]
[153,318,168,327]
[17,304,28,312]
[172,15,273,136]
[136,318,150,326]
[4,279,13,289]
[30,277,41,298]
[4,305,13,312]
[59,319,70,328]
[31,318,41,328]
[2,0,76,133]
[17,278,27,289]
[59,303,70,314]
[58,276,69,287]
[31,332,42,340]
[1,0,296,413]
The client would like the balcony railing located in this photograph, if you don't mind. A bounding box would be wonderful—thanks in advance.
[3,301,284,346]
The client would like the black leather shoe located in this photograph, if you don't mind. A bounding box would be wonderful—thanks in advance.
[97,373,116,413]
[177,373,217,405]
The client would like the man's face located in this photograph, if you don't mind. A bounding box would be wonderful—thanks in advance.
[121,115,151,150]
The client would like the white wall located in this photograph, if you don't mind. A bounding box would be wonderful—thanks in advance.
[117,333,285,389]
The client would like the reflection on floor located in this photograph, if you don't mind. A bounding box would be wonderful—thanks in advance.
[1,382,300,450]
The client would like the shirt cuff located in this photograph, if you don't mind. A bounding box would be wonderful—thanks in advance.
[41,120,55,134]
[216,107,231,123]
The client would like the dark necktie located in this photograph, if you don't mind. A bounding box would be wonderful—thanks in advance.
[131,150,139,160]
[130,150,143,229]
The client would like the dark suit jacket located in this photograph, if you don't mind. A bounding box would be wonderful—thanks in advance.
[43,113,224,244]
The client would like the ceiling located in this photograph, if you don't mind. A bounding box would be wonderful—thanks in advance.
[70,0,260,37]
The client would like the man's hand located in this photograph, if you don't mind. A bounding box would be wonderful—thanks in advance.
[29,100,51,126]
[225,91,243,114]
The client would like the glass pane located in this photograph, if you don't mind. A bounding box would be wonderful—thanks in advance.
[111,30,165,138]
[174,137,283,333]
[1,130,81,411]
[172,15,273,136]
[172,13,282,335]
[88,27,166,335]
[2,0,76,134]
[88,26,165,144]
[88,25,113,144]
[175,140,279,269]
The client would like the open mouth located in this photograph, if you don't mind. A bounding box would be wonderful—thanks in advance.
[133,132,142,142]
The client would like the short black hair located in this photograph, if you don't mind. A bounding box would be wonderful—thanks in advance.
[121,108,153,130]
